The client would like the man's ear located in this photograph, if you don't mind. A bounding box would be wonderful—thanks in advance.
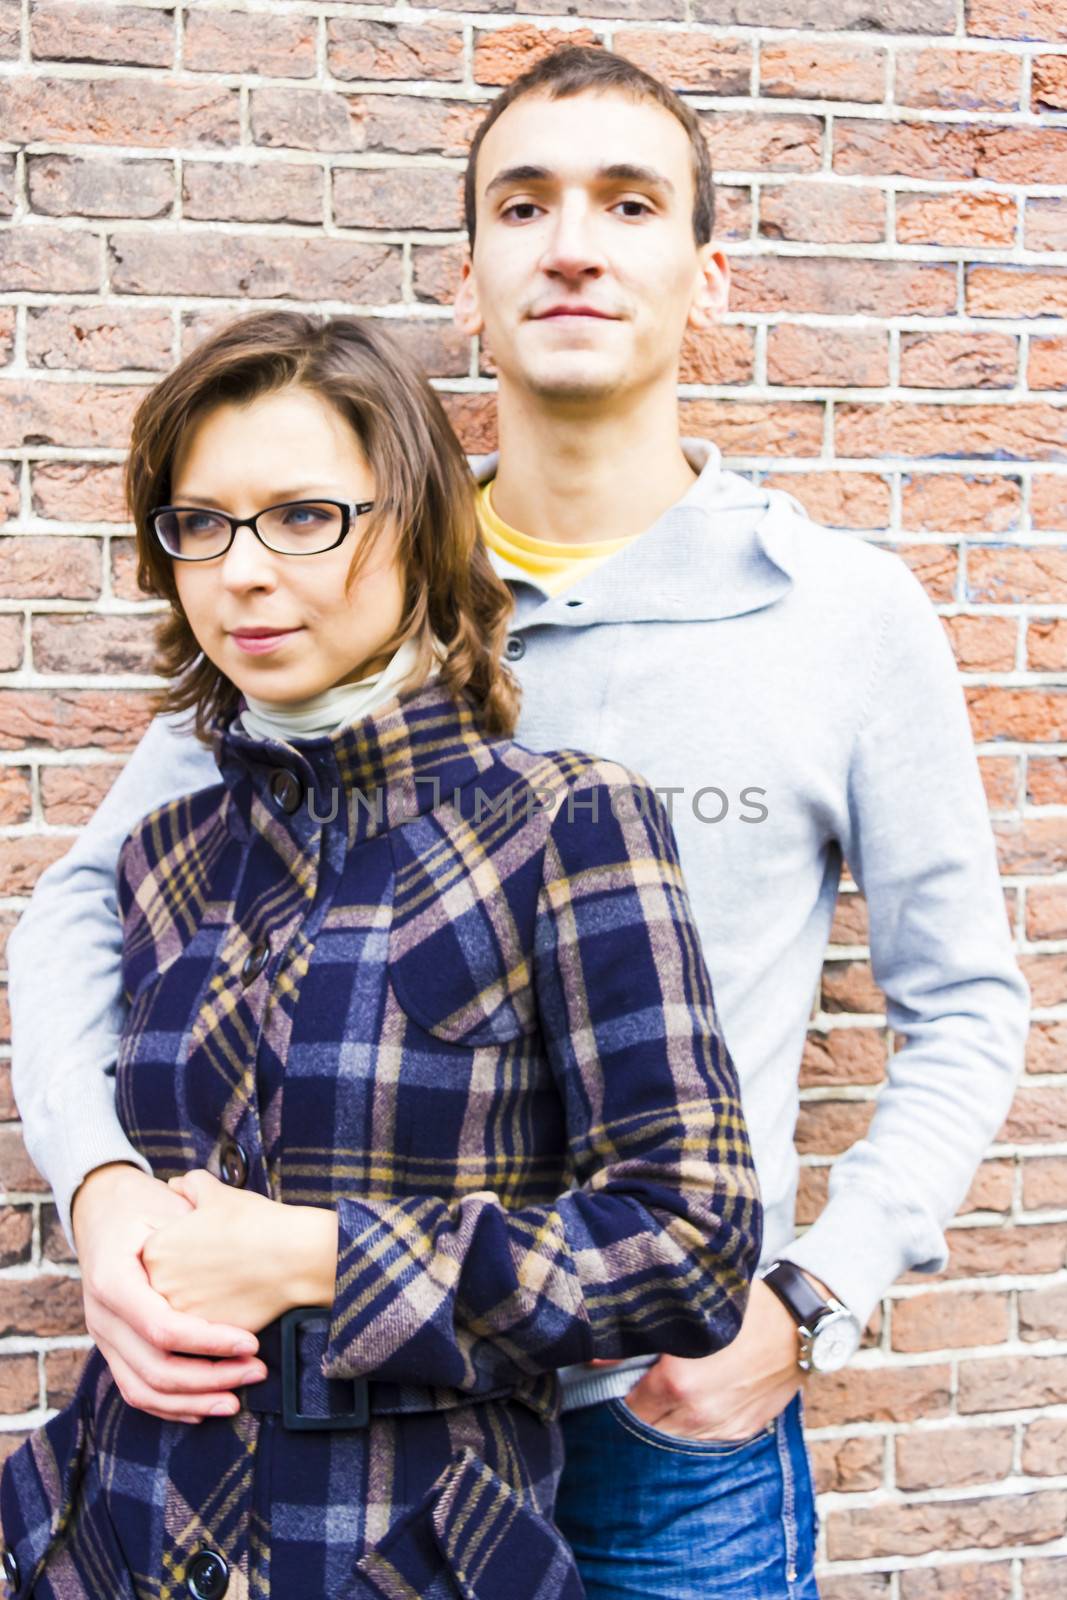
[453,251,484,336]
[687,245,730,332]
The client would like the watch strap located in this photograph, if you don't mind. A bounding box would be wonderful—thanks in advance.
[761,1260,832,1328]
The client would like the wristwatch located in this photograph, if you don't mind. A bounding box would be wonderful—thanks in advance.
[760,1260,862,1374]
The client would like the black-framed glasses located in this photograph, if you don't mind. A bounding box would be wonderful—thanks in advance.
[150,498,376,561]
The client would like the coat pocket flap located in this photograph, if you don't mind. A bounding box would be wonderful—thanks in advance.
[0,1398,88,1598]
[352,1447,584,1600]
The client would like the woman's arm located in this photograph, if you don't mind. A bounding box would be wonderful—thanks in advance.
[319,765,762,1393]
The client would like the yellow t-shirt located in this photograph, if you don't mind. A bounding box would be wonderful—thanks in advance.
[476,480,637,596]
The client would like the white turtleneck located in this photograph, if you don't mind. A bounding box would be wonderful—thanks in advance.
[238,636,436,743]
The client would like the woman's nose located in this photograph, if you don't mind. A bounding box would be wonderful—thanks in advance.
[219,521,278,588]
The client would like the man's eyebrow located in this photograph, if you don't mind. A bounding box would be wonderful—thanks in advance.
[484,162,676,199]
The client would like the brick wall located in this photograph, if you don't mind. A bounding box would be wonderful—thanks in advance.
[0,1,1065,1595]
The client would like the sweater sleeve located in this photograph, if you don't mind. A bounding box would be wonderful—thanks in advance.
[320,765,762,1391]
[778,555,1030,1330]
[7,711,220,1250]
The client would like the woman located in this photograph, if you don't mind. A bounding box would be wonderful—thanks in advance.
[0,311,761,1600]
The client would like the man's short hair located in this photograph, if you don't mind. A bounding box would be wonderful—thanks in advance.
[464,45,715,251]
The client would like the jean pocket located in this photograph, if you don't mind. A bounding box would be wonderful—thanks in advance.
[608,1398,775,1458]
[353,1446,585,1600]
[0,1394,136,1600]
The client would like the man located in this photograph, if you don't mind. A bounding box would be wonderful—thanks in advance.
[8,46,1029,1599]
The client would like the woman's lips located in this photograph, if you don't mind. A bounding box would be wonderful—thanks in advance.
[231,629,302,655]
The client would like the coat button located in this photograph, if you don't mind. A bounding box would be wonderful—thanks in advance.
[241,938,269,985]
[2,1548,18,1587]
[504,634,525,661]
[186,1548,229,1600]
[219,1140,248,1188]
[270,769,302,814]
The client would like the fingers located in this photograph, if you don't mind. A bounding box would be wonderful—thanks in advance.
[92,1263,260,1360]
[89,1299,267,1421]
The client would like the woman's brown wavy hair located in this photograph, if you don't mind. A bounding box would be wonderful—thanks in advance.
[126,309,519,743]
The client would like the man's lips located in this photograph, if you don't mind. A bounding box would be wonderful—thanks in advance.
[532,307,620,320]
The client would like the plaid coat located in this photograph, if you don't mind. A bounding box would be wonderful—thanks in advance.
[1,680,761,1600]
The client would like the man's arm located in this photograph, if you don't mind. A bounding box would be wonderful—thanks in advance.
[8,708,219,1249]
[778,552,1031,1329]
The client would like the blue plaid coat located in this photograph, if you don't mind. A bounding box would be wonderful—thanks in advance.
[1,681,761,1600]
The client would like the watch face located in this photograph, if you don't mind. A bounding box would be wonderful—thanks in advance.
[810,1311,862,1373]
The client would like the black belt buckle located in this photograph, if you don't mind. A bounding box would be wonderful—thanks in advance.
[280,1306,371,1431]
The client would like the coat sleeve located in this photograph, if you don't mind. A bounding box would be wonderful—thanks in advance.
[320,764,762,1391]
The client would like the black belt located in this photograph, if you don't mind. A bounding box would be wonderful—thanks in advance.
[238,1307,518,1432]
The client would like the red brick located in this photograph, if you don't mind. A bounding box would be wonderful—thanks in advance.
[108,232,401,303]
[0,377,141,448]
[891,1289,1010,1353]
[356,95,484,159]
[40,761,121,826]
[795,1164,827,1225]
[1028,620,1067,673]
[901,332,1017,391]
[0,536,100,598]
[0,462,18,523]
[758,182,885,244]
[1022,1417,1067,1477]
[1027,1020,1067,1073]
[0,0,16,58]
[0,153,14,216]
[0,308,13,369]
[473,24,601,87]
[896,190,1016,248]
[969,548,1067,605]
[27,305,172,373]
[943,616,1016,672]
[616,30,751,93]
[821,959,885,1015]
[1029,338,1067,390]
[695,0,953,23]
[900,1563,1012,1600]
[828,892,869,946]
[0,228,98,293]
[961,1159,1014,1214]
[439,390,497,455]
[1023,1280,1067,1344]
[927,1222,1067,1278]
[1032,476,1067,530]
[732,258,954,317]
[1022,1155,1067,1210]
[183,160,324,225]
[966,0,1067,40]
[713,186,752,240]
[678,399,823,457]
[895,1424,1014,1490]
[0,768,31,826]
[809,1435,883,1495]
[828,1488,1067,1560]
[0,1208,32,1269]
[27,153,173,218]
[994,815,1067,873]
[892,543,959,604]
[800,1027,886,1089]
[823,1579,893,1600]
[31,462,127,524]
[795,1098,875,1156]
[30,1,172,67]
[34,614,160,676]
[761,472,890,529]
[767,325,888,387]
[412,243,463,305]
[959,1353,1067,1411]
[835,119,1067,183]
[0,690,154,751]
[333,167,463,232]
[759,42,885,102]
[1000,1084,1067,1143]
[836,405,1066,463]
[43,1347,89,1410]
[1019,953,1067,1008]
[0,617,23,672]
[0,1271,86,1338]
[250,88,363,153]
[805,1364,951,1429]
[700,112,823,173]
[896,49,1020,111]
[1023,1558,1067,1599]
[381,320,472,381]
[678,326,754,385]
[978,756,1018,810]
[184,9,316,77]
[330,20,463,82]
[1025,200,1067,254]
[1032,54,1067,111]
[0,75,238,148]
[968,267,1067,319]
[0,1353,39,1416]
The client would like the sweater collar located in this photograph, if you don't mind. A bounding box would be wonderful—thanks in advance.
[468,436,799,624]
[210,678,498,842]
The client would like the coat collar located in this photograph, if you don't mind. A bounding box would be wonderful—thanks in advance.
[468,437,798,625]
[210,679,499,841]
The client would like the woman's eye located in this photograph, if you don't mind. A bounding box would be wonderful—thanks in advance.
[281,505,326,525]
[185,513,217,532]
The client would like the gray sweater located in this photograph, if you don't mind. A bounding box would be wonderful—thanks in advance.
[8,440,1030,1412]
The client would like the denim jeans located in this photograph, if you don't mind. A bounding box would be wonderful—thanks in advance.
[555,1391,820,1599]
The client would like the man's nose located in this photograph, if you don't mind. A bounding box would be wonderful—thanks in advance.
[540,199,606,280]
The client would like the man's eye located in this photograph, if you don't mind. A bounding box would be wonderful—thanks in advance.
[501,201,543,222]
[613,199,653,218]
